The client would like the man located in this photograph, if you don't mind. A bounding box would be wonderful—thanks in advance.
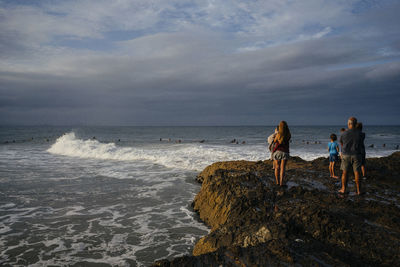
[339,117,363,195]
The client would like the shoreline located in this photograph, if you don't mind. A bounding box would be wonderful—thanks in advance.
[153,152,400,266]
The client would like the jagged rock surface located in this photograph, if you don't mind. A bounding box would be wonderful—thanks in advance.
[153,152,400,266]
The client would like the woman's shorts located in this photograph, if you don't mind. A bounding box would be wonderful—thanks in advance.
[329,154,339,162]
[272,151,290,160]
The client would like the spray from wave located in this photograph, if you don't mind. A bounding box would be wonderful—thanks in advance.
[47,132,265,171]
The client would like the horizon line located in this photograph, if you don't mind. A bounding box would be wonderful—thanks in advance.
[1,124,400,127]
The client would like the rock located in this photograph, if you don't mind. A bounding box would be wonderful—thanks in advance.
[153,152,400,266]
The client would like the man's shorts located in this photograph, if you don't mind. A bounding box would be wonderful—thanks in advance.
[329,154,339,162]
[341,154,362,173]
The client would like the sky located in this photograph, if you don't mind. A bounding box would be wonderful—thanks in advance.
[0,0,399,126]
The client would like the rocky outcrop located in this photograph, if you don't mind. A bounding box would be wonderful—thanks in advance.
[153,152,400,266]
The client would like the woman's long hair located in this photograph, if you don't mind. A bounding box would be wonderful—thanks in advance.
[276,121,291,144]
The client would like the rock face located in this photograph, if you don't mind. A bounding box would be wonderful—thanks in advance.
[153,152,400,266]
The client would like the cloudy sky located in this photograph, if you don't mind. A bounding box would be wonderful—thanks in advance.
[1,0,399,126]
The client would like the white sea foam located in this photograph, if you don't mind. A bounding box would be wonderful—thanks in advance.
[0,203,16,209]
[47,132,266,171]
[65,205,85,216]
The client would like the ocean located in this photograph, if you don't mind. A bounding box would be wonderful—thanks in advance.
[0,126,399,266]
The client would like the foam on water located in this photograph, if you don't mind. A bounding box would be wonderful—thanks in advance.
[48,132,266,171]
[0,200,209,266]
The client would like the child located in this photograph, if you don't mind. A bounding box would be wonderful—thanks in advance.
[328,133,339,178]
[267,126,279,169]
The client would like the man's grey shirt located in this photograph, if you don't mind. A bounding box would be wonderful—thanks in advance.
[340,129,363,155]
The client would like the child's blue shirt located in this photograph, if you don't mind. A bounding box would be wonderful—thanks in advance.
[328,141,339,155]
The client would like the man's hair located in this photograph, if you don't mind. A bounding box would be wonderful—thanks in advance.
[356,122,363,131]
[348,117,357,127]
[330,133,337,141]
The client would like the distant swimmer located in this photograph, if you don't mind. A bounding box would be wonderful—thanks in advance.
[242,141,246,144]
[368,144,374,148]
[92,136,96,140]
[199,140,205,143]
[160,138,162,141]
[396,145,399,150]
[118,139,121,142]
[46,139,49,142]
[383,143,386,147]
[231,139,236,143]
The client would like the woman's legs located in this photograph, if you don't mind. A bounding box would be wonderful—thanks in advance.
[274,160,280,185]
[280,159,287,186]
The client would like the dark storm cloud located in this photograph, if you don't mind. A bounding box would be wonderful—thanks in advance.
[0,0,399,125]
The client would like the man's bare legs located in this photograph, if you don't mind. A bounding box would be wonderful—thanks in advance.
[280,159,287,186]
[339,170,348,193]
[339,170,361,195]
[361,165,366,177]
[354,171,361,195]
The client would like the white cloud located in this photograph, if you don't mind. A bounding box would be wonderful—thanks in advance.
[0,0,399,125]
[0,0,360,53]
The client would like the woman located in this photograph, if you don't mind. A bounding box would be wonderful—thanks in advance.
[272,121,291,186]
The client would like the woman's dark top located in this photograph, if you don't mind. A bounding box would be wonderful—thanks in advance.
[273,138,290,153]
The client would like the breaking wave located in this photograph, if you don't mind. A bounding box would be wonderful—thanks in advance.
[47,132,266,171]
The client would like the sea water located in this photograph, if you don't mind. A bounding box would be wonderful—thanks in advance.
[0,126,399,266]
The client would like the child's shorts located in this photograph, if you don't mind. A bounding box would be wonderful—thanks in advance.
[329,154,339,162]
